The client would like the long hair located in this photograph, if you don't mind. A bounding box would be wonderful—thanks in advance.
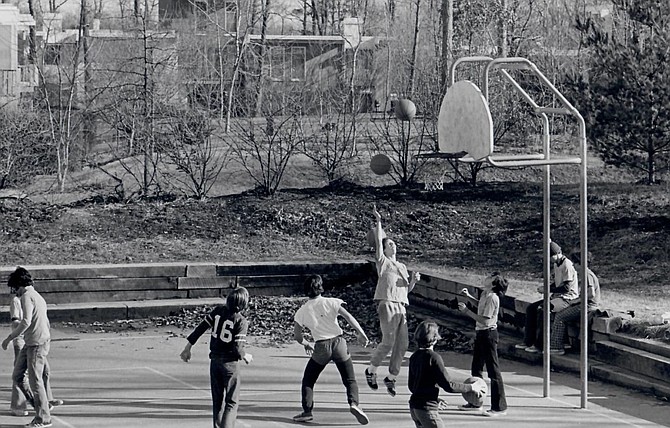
[226,287,250,313]
[8,267,33,290]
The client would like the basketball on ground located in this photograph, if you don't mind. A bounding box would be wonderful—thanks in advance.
[370,154,392,175]
[462,377,487,407]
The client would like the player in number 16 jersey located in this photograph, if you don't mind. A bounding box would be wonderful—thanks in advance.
[180,287,253,428]
[187,302,249,362]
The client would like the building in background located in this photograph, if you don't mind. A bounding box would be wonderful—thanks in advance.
[0,3,36,109]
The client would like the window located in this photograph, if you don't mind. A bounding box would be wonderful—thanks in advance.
[290,47,305,81]
[269,47,285,81]
[269,46,305,81]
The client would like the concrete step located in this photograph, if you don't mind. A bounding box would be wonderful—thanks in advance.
[590,362,670,400]
[607,332,670,360]
[594,340,670,381]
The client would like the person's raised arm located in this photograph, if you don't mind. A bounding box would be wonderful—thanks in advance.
[373,205,384,260]
[338,306,369,347]
[458,301,490,324]
[460,288,479,304]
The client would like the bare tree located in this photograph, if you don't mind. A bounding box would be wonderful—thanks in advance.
[230,107,303,196]
[298,111,358,184]
[158,108,230,199]
[0,110,52,190]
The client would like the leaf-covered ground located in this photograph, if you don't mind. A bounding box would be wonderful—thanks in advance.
[58,280,473,353]
[1,180,669,339]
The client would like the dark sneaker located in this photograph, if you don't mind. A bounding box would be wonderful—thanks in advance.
[49,400,63,407]
[349,404,369,425]
[365,369,378,390]
[11,409,29,416]
[549,349,565,355]
[484,409,507,417]
[383,377,396,397]
[292,412,313,422]
[25,419,53,428]
[458,403,483,411]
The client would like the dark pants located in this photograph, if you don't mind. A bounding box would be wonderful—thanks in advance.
[409,407,444,428]
[471,329,507,412]
[210,359,240,428]
[522,299,544,347]
[301,336,358,413]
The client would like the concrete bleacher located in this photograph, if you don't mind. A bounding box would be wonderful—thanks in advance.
[0,260,668,401]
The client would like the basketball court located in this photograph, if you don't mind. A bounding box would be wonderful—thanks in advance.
[0,325,667,428]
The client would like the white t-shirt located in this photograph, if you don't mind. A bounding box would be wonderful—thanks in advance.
[294,296,344,341]
[476,291,499,331]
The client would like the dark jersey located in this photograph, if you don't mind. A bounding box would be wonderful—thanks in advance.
[408,348,470,410]
[186,305,248,362]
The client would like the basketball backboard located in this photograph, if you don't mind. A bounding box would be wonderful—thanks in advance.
[438,80,493,161]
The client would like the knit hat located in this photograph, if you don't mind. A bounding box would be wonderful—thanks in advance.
[550,241,561,256]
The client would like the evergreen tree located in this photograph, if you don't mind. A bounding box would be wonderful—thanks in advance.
[568,0,670,184]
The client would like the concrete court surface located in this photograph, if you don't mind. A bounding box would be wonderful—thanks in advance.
[0,325,668,428]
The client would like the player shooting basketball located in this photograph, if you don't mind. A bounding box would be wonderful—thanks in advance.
[365,204,420,397]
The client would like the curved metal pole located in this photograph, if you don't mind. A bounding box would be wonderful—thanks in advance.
[449,56,493,86]
[448,57,590,406]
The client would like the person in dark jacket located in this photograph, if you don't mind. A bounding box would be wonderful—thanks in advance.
[408,321,485,427]
[180,287,253,428]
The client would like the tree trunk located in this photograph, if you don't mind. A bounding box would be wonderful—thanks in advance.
[498,0,508,57]
[81,0,94,160]
[440,0,453,92]
[254,0,270,117]
[647,144,655,184]
[407,0,421,97]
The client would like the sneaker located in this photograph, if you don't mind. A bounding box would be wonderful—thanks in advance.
[11,409,29,416]
[514,343,530,350]
[383,377,396,397]
[292,412,313,422]
[49,400,63,407]
[458,403,483,411]
[349,404,369,425]
[549,349,565,355]
[484,409,507,417]
[25,419,53,428]
[365,369,378,390]
[524,345,541,353]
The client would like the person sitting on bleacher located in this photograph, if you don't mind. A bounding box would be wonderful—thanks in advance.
[515,241,579,353]
[549,251,601,355]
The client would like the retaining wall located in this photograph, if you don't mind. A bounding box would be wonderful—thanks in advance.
[0,261,668,400]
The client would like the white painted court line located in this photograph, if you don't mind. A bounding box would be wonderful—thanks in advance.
[449,367,651,428]
[57,335,170,342]
[144,366,210,394]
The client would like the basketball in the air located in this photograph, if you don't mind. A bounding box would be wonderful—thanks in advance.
[370,154,392,175]
[395,98,417,121]
[462,377,487,407]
